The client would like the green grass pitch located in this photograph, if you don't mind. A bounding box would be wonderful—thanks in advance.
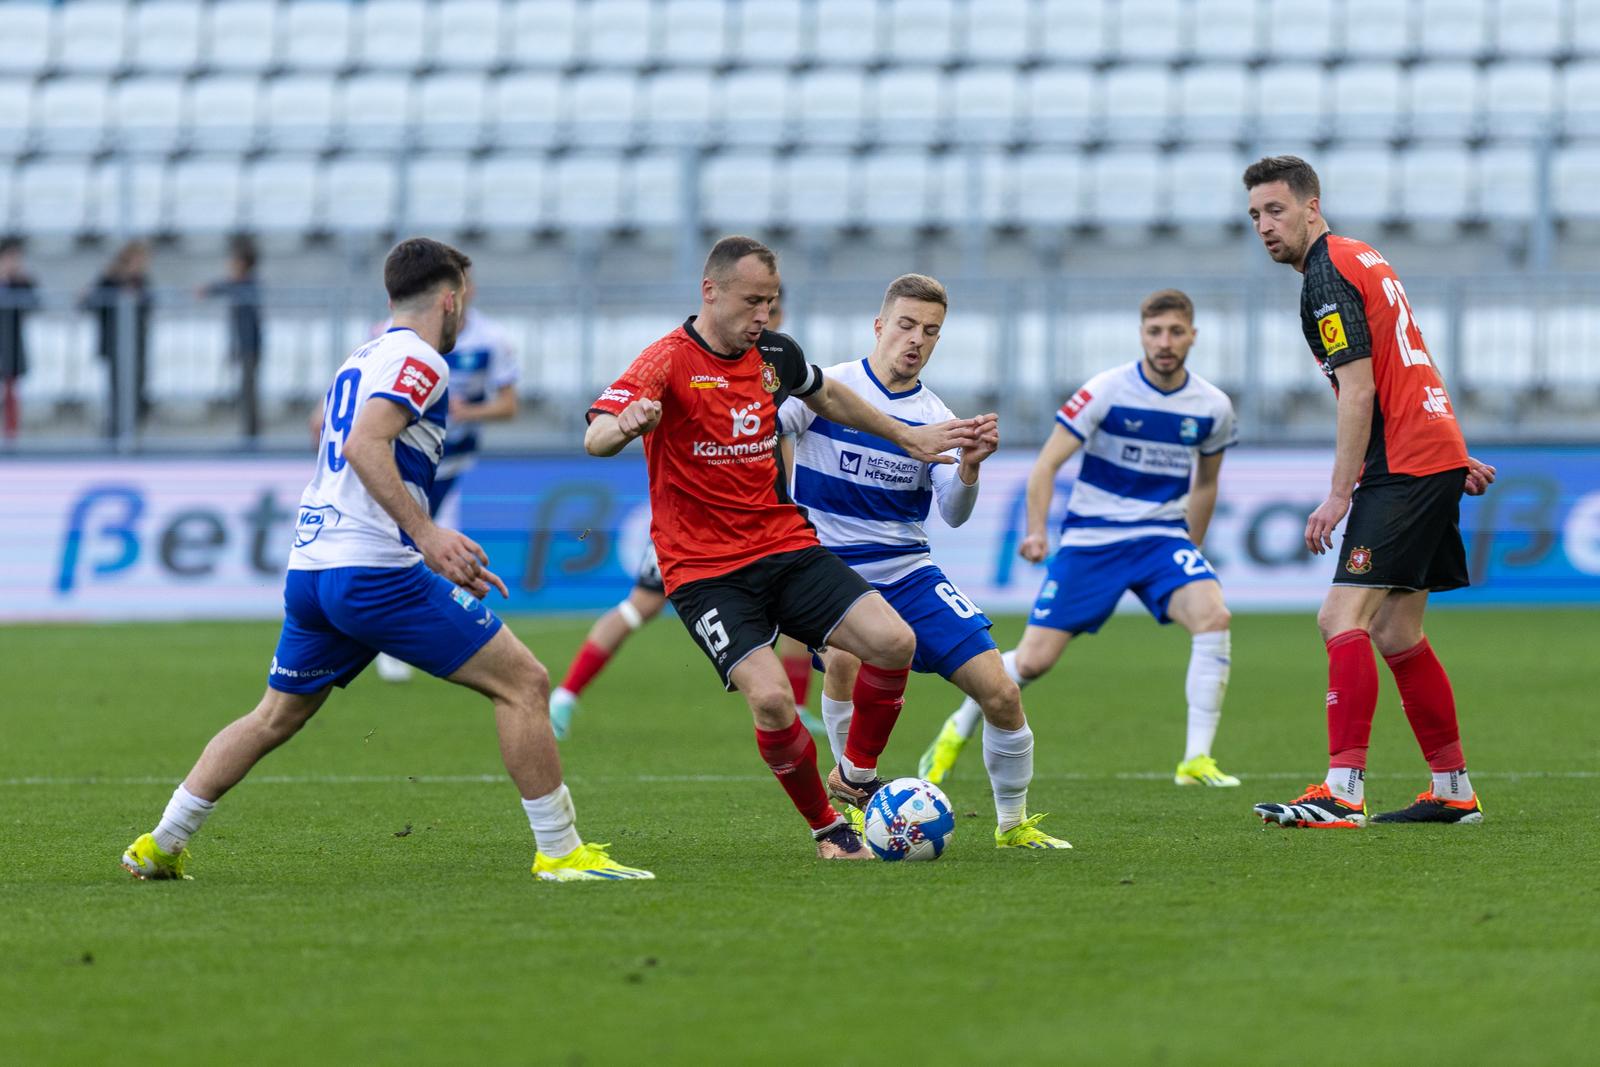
[2,609,1596,1065]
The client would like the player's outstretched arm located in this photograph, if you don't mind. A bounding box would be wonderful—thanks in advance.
[1019,426,1082,562]
[802,376,984,464]
[345,399,507,598]
[584,399,662,457]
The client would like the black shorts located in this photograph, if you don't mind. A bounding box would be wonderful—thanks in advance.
[1334,468,1469,593]
[669,546,875,690]
[634,544,665,595]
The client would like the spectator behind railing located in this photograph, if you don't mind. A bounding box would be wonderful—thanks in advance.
[0,237,39,441]
[198,236,264,441]
[81,240,153,440]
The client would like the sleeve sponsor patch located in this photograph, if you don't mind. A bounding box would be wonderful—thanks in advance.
[1318,311,1349,357]
[393,357,442,407]
[1061,387,1093,419]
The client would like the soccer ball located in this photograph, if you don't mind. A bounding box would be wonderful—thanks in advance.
[863,777,956,861]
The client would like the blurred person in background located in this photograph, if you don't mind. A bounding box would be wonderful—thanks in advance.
[0,236,38,440]
[82,240,153,439]
[198,235,264,441]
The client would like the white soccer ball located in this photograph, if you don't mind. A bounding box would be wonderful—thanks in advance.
[863,777,956,861]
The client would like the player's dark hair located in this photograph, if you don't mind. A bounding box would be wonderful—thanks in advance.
[703,235,777,284]
[880,273,949,317]
[0,235,23,256]
[384,237,471,304]
[1242,155,1321,201]
[1140,288,1194,322]
[228,234,258,271]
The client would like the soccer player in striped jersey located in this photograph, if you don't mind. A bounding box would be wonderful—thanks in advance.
[779,274,1069,849]
[922,289,1242,790]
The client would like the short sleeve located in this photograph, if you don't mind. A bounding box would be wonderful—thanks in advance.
[777,395,814,436]
[1200,396,1238,456]
[1054,377,1108,441]
[588,339,672,420]
[487,324,521,389]
[1305,250,1374,372]
[763,331,822,399]
[370,346,449,419]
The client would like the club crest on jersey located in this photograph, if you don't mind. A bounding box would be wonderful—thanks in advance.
[394,357,440,406]
[1318,312,1349,357]
[760,361,781,393]
[1346,546,1373,575]
[1179,417,1199,443]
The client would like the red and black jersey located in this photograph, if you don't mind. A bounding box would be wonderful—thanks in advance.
[588,317,824,593]
[1298,233,1468,480]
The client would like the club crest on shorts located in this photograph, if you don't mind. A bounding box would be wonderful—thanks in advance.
[451,586,481,611]
[760,361,781,393]
[1346,546,1374,575]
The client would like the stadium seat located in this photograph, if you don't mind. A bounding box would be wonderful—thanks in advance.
[111,76,186,153]
[489,73,564,150]
[1474,144,1537,221]
[784,152,857,228]
[1418,0,1492,58]
[1576,3,1600,57]
[1176,65,1251,143]
[1253,63,1328,142]
[0,3,51,76]
[1552,143,1600,223]
[928,147,985,226]
[1458,304,1536,393]
[279,1,355,72]
[624,151,685,231]
[476,153,550,232]
[1407,62,1480,140]
[582,0,655,68]
[34,77,110,153]
[642,70,716,146]
[1492,0,1566,58]
[507,0,579,69]
[961,0,1034,64]
[322,157,398,233]
[1330,62,1406,140]
[1190,0,1260,60]
[187,76,262,152]
[1482,62,1558,138]
[338,74,415,150]
[1089,148,1165,230]
[700,151,781,230]
[91,158,166,236]
[56,2,127,73]
[795,70,868,146]
[1013,149,1087,230]
[947,67,1023,145]
[1168,147,1247,231]
[1321,146,1396,223]
[129,1,202,72]
[566,72,640,148]
[402,154,473,232]
[885,0,957,65]
[1339,0,1414,60]
[1112,0,1185,62]
[552,154,625,229]
[169,158,245,235]
[14,159,93,238]
[1039,0,1111,63]
[715,70,793,147]
[860,150,938,229]
[433,0,505,71]
[1397,145,1473,225]
[872,68,945,146]
[415,74,489,150]
[1263,0,1336,60]
[0,80,32,155]
[728,0,805,66]
[1100,65,1174,143]
[1560,62,1600,138]
[263,75,337,151]
[810,0,882,65]
[657,0,731,67]
[1024,67,1096,143]
[244,156,320,236]
[205,1,279,72]
[355,0,430,72]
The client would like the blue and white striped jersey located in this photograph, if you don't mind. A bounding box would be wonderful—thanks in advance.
[289,327,449,570]
[778,358,977,584]
[437,308,519,480]
[1055,361,1237,547]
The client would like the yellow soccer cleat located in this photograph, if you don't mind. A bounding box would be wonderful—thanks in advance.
[532,842,654,882]
[995,813,1072,850]
[916,716,970,785]
[1174,754,1241,787]
[120,833,192,881]
[837,801,865,835]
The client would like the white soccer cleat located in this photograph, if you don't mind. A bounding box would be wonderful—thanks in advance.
[549,688,579,740]
[374,653,414,683]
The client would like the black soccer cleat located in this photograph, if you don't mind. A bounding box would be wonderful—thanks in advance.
[1371,789,1484,824]
[813,819,871,860]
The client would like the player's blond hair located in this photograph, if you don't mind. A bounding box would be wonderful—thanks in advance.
[1140,288,1195,323]
[879,273,948,318]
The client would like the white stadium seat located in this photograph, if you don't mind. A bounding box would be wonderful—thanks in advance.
[0,80,32,154]
[0,3,51,75]
[1254,63,1328,141]
[1340,0,1414,60]
[565,72,639,148]
[507,0,579,69]
[700,151,781,230]
[488,73,564,150]
[1398,145,1473,225]
[245,156,321,236]
[1493,0,1566,57]
[1090,148,1165,229]
[338,74,415,150]
[92,159,166,235]
[15,160,93,238]
[641,70,716,146]
[885,0,956,65]
[811,0,883,65]
[433,0,506,71]
[322,157,399,233]
[872,68,944,146]
[263,75,337,151]
[1264,0,1335,60]
[1321,146,1396,224]
[1024,67,1096,142]
[962,0,1033,64]
[1168,147,1247,230]
[929,148,982,224]
[657,0,730,67]
[948,67,1023,144]
[1482,62,1558,138]
[1473,144,1537,222]
[1553,143,1600,223]
[1190,0,1260,60]
[784,152,857,228]
[860,150,937,229]
[1100,65,1174,143]
[476,153,550,232]
[111,76,186,152]
[1039,0,1109,63]
[1560,61,1600,138]
[187,76,261,151]
[729,0,805,65]
[795,69,868,146]
[965,150,1016,228]
[1407,62,1480,140]
[279,1,355,72]
[1577,3,1600,57]
[582,0,655,68]
[170,158,245,235]
[34,77,110,153]
[1330,62,1406,140]
[715,70,793,148]
[1112,0,1184,62]
[57,2,128,73]
[552,154,625,229]
[1418,0,1493,58]
[355,0,430,72]
[130,1,202,72]
[402,154,473,231]
[1014,149,1087,228]
[415,74,489,150]
[623,151,685,230]
[205,1,280,72]
[1176,65,1250,143]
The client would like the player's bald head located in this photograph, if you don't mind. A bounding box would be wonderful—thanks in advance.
[703,236,778,287]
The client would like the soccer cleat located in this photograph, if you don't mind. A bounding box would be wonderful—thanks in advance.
[120,833,192,881]
[813,819,872,860]
[1371,789,1484,825]
[548,688,578,741]
[995,813,1072,850]
[826,764,886,812]
[1254,783,1367,828]
[373,652,414,682]
[532,842,654,881]
[835,801,865,835]
[796,706,827,736]
[917,716,970,785]
[1174,754,1241,787]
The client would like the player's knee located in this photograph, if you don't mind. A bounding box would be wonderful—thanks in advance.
[1315,602,1358,641]
[1194,604,1231,633]
[745,682,794,728]
[524,657,551,704]
[980,678,1025,731]
[1371,620,1423,657]
[1013,647,1054,682]
[876,622,916,669]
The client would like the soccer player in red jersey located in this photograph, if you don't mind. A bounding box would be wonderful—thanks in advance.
[1243,156,1497,828]
[586,236,987,858]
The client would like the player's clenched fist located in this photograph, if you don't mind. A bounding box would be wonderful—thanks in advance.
[1464,455,1496,496]
[963,412,1001,464]
[618,398,663,440]
[901,416,983,464]
[1018,532,1051,563]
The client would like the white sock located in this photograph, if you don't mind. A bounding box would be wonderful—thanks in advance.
[983,719,1035,832]
[952,649,1029,738]
[551,686,576,704]
[522,783,582,858]
[1326,766,1365,805]
[152,784,215,855]
[819,695,853,768]
[1184,630,1231,761]
[841,754,876,783]
[1432,767,1474,801]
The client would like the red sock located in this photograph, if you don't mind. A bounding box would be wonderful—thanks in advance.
[782,652,812,707]
[559,640,611,696]
[843,663,910,773]
[1326,629,1379,769]
[755,717,837,831]
[1383,638,1465,771]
